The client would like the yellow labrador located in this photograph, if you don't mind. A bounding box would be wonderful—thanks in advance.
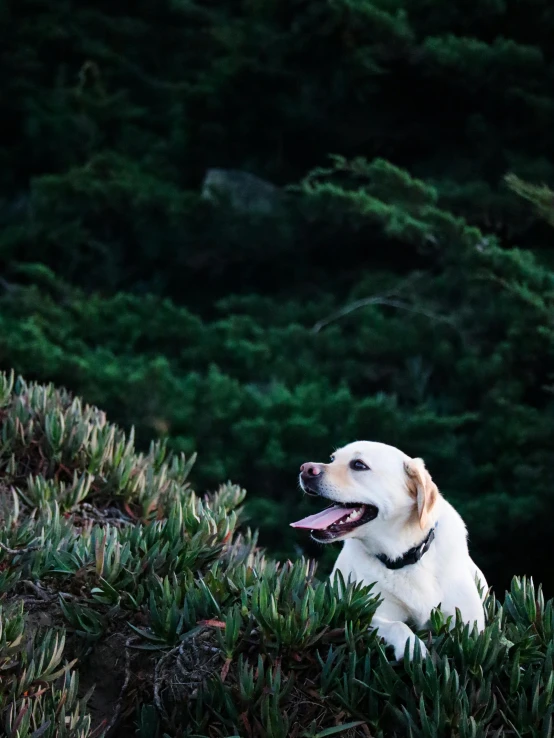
[291,441,487,660]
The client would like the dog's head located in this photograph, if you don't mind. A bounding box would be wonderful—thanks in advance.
[291,441,438,544]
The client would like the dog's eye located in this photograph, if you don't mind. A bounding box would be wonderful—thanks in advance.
[329,455,335,463]
[350,459,369,471]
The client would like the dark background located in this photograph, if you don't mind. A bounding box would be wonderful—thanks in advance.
[1,0,554,593]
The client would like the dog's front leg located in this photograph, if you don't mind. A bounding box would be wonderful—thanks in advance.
[371,614,428,661]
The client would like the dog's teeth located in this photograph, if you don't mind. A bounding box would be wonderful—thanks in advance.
[342,507,363,524]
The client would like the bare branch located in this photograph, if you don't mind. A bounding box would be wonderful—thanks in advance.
[22,580,52,601]
[312,274,457,333]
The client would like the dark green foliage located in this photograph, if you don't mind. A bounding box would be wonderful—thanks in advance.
[1,374,554,737]
[506,174,554,229]
[2,0,554,300]
[2,158,554,590]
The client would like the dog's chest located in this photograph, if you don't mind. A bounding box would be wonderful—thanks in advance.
[335,547,442,626]
[380,566,442,624]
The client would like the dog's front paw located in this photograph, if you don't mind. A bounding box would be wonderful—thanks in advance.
[394,632,428,661]
[377,620,427,661]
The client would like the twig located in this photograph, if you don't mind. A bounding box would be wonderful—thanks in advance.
[154,645,176,721]
[105,636,136,734]
[19,596,52,607]
[373,298,458,326]
[312,273,423,333]
[79,502,133,527]
[22,580,52,601]
[81,502,106,517]
[313,296,457,333]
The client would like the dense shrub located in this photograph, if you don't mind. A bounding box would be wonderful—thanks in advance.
[2,161,554,591]
[2,0,554,300]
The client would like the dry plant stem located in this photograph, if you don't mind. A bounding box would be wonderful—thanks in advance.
[312,273,424,332]
[154,645,175,722]
[22,580,51,600]
[154,628,219,720]
[105,636,136,735]
[79,502,132,527]
[313,296,457,333]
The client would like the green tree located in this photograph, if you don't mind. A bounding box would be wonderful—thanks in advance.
[2,159,554,591]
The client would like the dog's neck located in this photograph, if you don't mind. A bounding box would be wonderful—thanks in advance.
[348,497,443,564]
[376,524,437,569]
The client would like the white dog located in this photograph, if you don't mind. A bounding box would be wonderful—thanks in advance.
[291,441,487,659]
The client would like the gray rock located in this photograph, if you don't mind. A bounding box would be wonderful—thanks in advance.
[201,168,281,215]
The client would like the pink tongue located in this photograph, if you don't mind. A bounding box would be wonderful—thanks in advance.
[290,505,354,530]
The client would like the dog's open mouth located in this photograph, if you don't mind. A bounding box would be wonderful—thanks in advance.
[290,503,378,542]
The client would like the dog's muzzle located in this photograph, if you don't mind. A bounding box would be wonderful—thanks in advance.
[299,462,324,496]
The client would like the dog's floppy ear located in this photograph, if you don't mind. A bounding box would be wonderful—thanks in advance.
[404,457,438,530]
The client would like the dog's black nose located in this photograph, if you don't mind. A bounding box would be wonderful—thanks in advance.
[300,462,323,478]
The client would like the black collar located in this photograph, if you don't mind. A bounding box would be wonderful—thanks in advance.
[376,525,437,570]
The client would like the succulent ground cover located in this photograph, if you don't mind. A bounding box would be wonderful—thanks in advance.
[0,371,552,738]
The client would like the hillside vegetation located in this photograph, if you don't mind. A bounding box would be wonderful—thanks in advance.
[1,372,554,737]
